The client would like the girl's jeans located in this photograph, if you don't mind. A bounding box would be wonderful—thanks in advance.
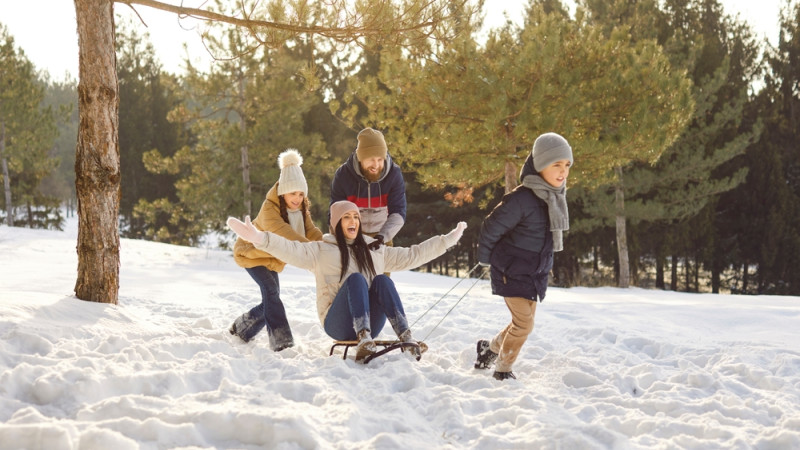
[232,266,293,351]
[323,273,409,341]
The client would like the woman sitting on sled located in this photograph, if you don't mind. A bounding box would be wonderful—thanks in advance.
[228,200,467,362]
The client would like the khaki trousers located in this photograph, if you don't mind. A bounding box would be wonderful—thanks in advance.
[490,296,537,372]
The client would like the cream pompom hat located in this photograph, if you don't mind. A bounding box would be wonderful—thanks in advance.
[277,149,308,196]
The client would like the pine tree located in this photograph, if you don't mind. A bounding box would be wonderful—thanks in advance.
[136,18,324,245]
[116,20,189,239]
[0,26,59,228]
[342,2,694,287]
[576,0,760,290]
[723,0,800,294]
[69,0,484,303]
[40,75,78,217]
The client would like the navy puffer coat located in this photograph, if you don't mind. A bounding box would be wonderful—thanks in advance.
[477,154,553,302]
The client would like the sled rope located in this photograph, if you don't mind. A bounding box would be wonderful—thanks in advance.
[417,265,489,342]
[409,263,483,330]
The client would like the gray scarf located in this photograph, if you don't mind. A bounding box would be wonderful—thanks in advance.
[522,174,569,252]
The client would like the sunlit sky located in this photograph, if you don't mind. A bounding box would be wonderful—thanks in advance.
[0,0,788,82]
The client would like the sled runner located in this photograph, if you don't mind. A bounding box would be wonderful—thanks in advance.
[329,340,428,364]
[329,265,486,365]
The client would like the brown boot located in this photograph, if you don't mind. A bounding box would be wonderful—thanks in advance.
[355,329,376,362]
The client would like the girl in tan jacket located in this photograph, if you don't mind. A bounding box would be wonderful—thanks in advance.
[229,149,322,351]
[228,200,466,361]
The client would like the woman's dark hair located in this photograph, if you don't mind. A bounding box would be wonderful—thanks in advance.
[278,194,309,229]
[334,220,376,282]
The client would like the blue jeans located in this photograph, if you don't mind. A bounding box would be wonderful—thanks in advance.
[232,266,293,350]
[323,273,409,341]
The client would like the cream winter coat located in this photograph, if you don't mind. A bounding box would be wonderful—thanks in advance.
[252,232,456,326]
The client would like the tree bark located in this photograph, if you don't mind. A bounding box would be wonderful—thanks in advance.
[614,166,630,288]
[1,121,13,226]
[670,254,678,291]
[238,70,251,217]
[74,0,121,304]
[503,160,517,194]
[655,251,665,289]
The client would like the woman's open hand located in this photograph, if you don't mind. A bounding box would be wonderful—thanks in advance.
[444,221,467,247]
[227,216,268,246]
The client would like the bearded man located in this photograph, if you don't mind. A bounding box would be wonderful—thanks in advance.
[329,128,407,250]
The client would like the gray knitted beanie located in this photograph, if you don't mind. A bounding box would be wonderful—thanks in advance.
[532,132,573,172]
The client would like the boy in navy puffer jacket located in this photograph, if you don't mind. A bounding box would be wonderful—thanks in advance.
[475,132,573,381]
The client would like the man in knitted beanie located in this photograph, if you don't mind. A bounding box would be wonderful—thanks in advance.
[330,127,407,252]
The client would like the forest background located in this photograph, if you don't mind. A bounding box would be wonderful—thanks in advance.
[1,0,799,296]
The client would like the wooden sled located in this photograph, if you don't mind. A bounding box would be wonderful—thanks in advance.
[330,340,429,364]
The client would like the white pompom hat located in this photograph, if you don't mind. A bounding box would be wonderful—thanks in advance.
[277,149,308,196]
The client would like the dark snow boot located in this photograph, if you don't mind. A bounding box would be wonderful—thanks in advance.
[228,322,251,343]
[492,371,516,381]
[229,313,259,343]
[474,339,498,369]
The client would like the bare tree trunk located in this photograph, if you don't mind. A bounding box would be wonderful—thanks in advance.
[670,254,678,290]
[655,253,665,289]
[238,70,251,217]
[503,160,517,194]
[684,257,691,292]
[741,262,749,293]
[74,0,120,304]
[614,166,630,288]
[1,121,13,226]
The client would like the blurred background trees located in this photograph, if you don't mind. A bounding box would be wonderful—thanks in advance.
[2,0,799,295]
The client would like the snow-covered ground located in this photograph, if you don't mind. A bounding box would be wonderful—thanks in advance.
[1,219,799,449]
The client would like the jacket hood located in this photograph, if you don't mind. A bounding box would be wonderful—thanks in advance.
[519,153,537,183]
[265,181,281,207]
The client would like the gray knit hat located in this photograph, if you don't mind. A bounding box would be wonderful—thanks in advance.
[355,128,388,161]
[329,200,360,233]
[277,149,308,196]
[532,132,573,172]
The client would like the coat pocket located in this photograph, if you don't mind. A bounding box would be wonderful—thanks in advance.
[490,240,540,278]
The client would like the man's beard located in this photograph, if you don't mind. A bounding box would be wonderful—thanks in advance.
[361,165,382,182]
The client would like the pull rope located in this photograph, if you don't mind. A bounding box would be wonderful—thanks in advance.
[417,266,489,342]
[409,263,483,330]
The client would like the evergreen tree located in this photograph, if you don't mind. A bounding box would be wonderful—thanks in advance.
[138,17,324,245]
[40,75,78,217]
[0,25,60,228]
[72,0,477,304]
[116,21,189,239]
[341,1,694,287]
[577,0,760,290]
[724,0,800,294]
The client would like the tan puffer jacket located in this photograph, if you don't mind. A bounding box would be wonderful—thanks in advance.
[233,182,323,271]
